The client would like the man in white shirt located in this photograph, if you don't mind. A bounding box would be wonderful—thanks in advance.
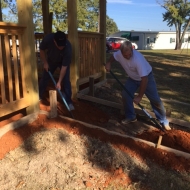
[105,40,171,130]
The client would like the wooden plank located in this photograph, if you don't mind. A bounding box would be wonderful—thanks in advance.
[78,79,107,94]
[17,34,27,98]
[11,35,20,100]
[84,37,88,77]
[0,36,6,104]
[77,91,190,128]
[0,29,24,34]
[77,72,102,86]
[92,38,95,73]
[4,34,13,102]
[89,37,93,74]
[0,112,38,138]
[0,21,25,29]
[59,115,190,159]
[81,37,85,77]
[0,97,30,117]
[77,93,123,109]
[78,37,83,78]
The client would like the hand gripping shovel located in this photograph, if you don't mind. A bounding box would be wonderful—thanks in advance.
[48,71,74,119]
[107,68,165,132]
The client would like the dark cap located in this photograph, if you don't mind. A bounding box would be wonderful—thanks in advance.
[54,31,67,46]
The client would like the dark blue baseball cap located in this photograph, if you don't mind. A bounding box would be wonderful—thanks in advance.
[54,31,66,46]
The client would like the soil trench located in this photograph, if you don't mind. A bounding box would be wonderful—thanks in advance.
[0,83,190,189]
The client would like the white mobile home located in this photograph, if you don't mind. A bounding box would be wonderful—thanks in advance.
[110,31,190,50]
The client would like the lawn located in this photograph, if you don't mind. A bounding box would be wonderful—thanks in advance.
[106,49,190,122]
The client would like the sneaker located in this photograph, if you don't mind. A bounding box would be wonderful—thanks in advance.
[161,123,171,131]
[68,103,75,111]
[121,118,137,125]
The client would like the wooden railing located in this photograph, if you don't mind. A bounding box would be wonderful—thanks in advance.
[77,31,104,85]
[0,22,30,117]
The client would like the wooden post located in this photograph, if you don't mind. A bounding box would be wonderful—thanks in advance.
[67,0,79,98]
[99,0,107,80]
[49,90,57,118]
[156,135,163,148]
[49,12,53,33]
[89,77,94,96]
[17,0,39,114]
[42,0,51,35]
[0,3,7,75]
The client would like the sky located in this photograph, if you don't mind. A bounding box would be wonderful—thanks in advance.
[106,0,175,32]
[2,0,175,32]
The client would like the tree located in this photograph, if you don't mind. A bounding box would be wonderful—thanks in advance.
[1,0,17,22]
[1,0,119,34]
[106,15,119,36]
[158,0,190,49]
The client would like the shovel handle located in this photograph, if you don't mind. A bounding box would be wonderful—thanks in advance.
[48,71,74,118]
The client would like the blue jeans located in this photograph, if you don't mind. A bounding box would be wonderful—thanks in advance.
[122,72,169,125]
[39,63,72,104]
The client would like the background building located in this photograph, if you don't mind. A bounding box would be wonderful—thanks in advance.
[110,31,190,50]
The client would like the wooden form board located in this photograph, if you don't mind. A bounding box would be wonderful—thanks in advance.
[77,82,190,128]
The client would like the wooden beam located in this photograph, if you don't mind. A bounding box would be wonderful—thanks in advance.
[17,0,39,115]
[42,0,51,35]
[67,0,79,98]
[0,112,38,138]
[0,98,30,117]
[99,0,107,80]
[77,72,102,86]
[77,92,190,128]
[59,115,190,159]
[77,93,123,109]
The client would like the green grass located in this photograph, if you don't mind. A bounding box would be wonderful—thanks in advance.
[106,49,190,122]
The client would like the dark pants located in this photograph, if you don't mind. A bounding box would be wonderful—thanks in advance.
[39,63,72,104]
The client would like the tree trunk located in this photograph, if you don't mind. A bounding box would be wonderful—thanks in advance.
[175,24,179,50]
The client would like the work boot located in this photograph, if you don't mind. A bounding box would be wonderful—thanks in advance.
[121,118,137,125]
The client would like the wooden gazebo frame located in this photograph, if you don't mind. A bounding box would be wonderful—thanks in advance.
[0,0,106,118]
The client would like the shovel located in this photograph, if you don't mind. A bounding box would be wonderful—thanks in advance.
[106,67,165,132]
[48,71,74,119]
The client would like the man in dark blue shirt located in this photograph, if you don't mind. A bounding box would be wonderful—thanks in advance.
[39,31,74,110]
